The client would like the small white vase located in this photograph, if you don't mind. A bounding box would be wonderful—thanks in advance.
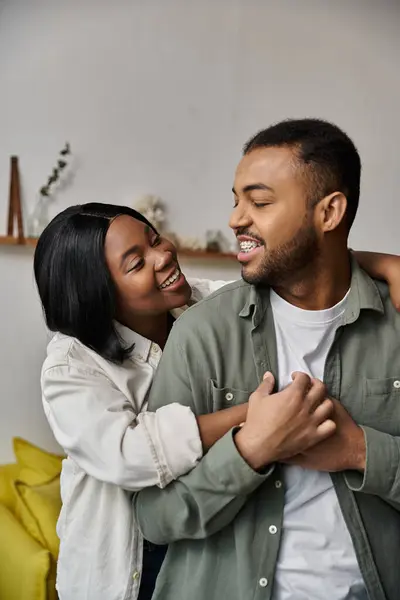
[28,194,51,238]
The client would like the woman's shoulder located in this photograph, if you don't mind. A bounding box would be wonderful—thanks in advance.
[187,277,234,302]
[43,332,106,377]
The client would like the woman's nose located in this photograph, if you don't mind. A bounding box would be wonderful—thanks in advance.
[154,249,174,272]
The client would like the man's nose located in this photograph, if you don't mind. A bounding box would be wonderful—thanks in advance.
[229,203,252,232]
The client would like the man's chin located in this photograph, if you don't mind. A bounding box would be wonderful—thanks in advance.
[241,264,263,286]
[241,262,277,288]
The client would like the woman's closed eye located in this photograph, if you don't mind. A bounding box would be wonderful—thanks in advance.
[150,234,161,247]
[127,258,144,273]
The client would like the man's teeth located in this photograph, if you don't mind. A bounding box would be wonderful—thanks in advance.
[239,240,261,253]
[159,269,180,289]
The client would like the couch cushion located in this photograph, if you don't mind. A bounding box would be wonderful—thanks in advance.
[0,463,20,511]
[13,437,64,486]
[0,503,51,600]
[15,476,62,560]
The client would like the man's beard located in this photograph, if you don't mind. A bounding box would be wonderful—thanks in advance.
[241,220,320,288]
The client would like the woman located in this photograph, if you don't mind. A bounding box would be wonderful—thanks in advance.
[34,202,400,600]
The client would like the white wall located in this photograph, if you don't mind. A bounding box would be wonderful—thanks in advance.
[0,0,399,461]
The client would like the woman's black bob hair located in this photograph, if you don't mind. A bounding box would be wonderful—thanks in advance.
[34,202,156,363]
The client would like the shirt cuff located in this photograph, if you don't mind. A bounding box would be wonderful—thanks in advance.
[138,404,203,488]
[344,426,399,495]
[209,428,275,495]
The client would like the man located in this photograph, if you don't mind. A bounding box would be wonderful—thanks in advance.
[134,119,400,600]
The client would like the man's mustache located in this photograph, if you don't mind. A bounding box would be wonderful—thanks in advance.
[235,228,265,245]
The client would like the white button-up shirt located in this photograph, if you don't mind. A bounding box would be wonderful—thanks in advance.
[41,278,228,600]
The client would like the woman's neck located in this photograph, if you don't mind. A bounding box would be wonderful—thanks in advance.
[120,312,172,349]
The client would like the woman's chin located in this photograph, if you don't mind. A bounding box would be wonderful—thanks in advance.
[165,279,192,309]
[174,283,193,308]
[154,269,192,308]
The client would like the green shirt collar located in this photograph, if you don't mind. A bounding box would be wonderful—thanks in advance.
[238,257,384,325]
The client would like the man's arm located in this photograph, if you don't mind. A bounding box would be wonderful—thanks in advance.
[134,332,272,544]
[134,321,334,544]
[344,427,400,510]
[134,430,269,544]
[284,399,400,510]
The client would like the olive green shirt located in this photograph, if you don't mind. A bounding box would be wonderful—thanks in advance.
[134,261,400,600]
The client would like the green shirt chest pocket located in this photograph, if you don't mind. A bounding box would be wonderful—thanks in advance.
[208,380,251,412]
[362,376,400,434]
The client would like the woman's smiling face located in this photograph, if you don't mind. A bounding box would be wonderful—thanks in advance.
[105,215,192,321]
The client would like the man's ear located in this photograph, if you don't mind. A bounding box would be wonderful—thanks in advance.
[316,192,347,232]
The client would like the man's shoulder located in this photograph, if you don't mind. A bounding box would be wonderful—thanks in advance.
[374,278,400,319]
[360,277,400,334]
[174,279,251,331]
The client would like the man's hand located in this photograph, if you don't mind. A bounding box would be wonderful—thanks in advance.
[283,398,366,472]
[235,372,336,471]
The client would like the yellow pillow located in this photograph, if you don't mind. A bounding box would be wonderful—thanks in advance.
[0,503,51,600]
[0,463,21,511]
[47,558,58,600]
[13,437,64,486]
[14,476,62,560]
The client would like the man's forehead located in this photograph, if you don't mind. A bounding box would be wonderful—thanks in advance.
[234,146,297,190]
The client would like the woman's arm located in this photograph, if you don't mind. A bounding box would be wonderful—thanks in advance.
[42,362,251,491]
[43,362,207,490]
[354,251,400,310]
[197,404,247,451]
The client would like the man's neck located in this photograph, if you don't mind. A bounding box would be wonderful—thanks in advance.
[272,247,351,311]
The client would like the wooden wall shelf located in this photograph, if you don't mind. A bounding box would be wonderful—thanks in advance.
[0,235,237,261]
[177,248,237,261]
[0,235,37,247]
[2,159,237,262]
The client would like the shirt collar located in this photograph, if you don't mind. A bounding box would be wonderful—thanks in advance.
[238,256,384,325]
[114,321,152,363]
[239,285,268,327]
[113,303,192,362]
[239,285,258,319]
[342,256,384,324]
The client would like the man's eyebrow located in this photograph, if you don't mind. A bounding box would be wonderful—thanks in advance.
[232,183,275,195]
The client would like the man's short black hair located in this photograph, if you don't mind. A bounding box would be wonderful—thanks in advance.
[34,202,155,363]
[244,118,361,230]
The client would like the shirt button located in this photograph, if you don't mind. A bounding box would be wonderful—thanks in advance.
[269,525,278,535]
[259,577,268,587]
[132,571,140,581]
[225,392,234,402]
[393,380,400,389]
[275,480,282,489]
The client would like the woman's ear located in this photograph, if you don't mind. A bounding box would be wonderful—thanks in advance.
[317,192,348,232]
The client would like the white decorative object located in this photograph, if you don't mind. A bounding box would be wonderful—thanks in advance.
[177,235,205,251]
[134,194,166,232]
[205,230,232,253]
[28,142,73,237]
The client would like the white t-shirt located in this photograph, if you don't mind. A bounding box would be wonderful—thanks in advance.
[270,289,367,600]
